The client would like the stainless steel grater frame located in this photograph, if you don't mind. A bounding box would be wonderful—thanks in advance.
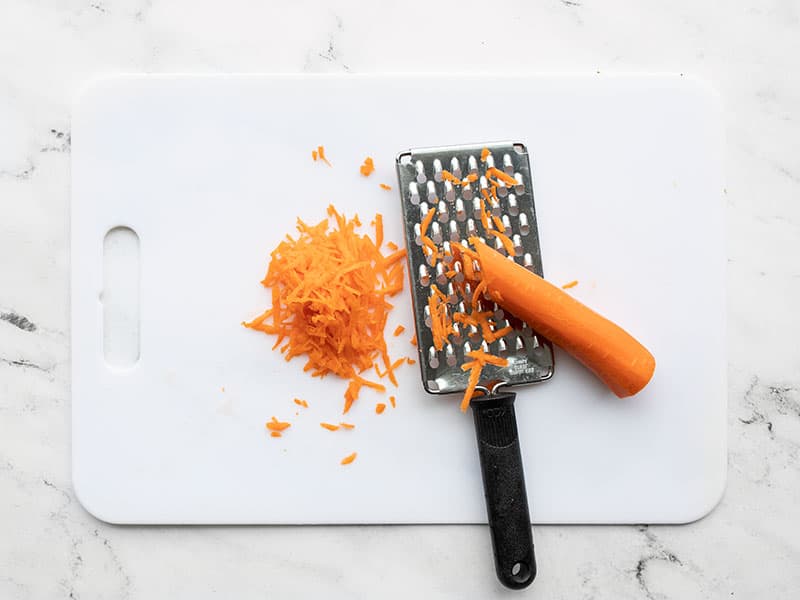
[396,141,555,395]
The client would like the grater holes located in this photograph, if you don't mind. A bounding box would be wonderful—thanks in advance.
[409,181,420,205]
[502,153,514,175]
[468,155,479,176]
[507,194,519,216]
[415,160,427,184]
[450,157,462,180]
[512,234,523,256]
[433,158,443,182]
[437,201,449,223]
[496,180,508,197]
[445,343,457,367]
[461,183,474,201]
[427,181,438,203]
[519,212,530,236]
[419,264,431,287]
[430,221,443,244]
[413,223,422,246]
[514,172,525,194]
[455,198,466,222]
[444,180,455,202]
[428,346,439,368]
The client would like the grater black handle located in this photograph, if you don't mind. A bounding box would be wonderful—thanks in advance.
[470,391,536,589]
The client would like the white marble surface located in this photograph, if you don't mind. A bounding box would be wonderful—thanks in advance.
[0,0,798,598]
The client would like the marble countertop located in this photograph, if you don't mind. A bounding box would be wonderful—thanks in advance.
[1,1,798,598]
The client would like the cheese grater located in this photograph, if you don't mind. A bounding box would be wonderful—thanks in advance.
[396,142,554,590]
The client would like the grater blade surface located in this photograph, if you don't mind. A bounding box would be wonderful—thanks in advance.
[396,141,554,394]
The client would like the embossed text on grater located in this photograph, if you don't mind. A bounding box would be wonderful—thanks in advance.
[396,142,555,394]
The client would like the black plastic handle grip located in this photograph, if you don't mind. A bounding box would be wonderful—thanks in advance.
[470,391,536,589]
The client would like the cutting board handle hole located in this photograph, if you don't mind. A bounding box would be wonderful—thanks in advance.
[102,226,140,369]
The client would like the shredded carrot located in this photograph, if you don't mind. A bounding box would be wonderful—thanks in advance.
[379,183,392,191]
[491,214,505,232]
[376,403,386,414]
[480,147,490,162]
[393,325,405,337]
[406,357,416,365]
[340,422,355,429]
[462,173,478,184]
[317,145,331,166]
[486,229,515,256]
[441,170,462,184]
[270,431,282,438]
[244,205,405,413]
[312,150,318,161]
[266,416,291,432]
[389,395,396,408]
[561,280,579,289]
[341,452,357,465]
[360,156,375,176]
[487,166,518,187]
[420,207,436,239]
[293,398,309,408]
[320,422,340,431]
[410,334,417,347]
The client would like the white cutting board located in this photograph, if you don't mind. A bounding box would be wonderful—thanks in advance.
[71,74,726,524]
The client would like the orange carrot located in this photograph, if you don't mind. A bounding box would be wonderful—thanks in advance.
[317,145,331,166]
[420,207,436,239]
[266,416,291,432]
[360,156,375,176]
[389,395,396,408]
[393,325,405,336]
[480,147,490,162]
[312,150,318,161]
[341,452,357,465]
[375,403,386,414]
[379,183,392,190]
[406,357,416,365]
[320,422,340,431]
[410,334,417,347]
[486,166,517,187]
[270,431,282,438]
[293,398,309,408]
[474,241,655,397]
[244,205,405,413]
[340,422,355,429]
[387,241,398,251]
[562,280,578,289]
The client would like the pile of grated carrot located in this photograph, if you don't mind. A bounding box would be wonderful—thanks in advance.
[244,204,408,414]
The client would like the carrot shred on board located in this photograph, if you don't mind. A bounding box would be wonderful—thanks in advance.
[293,398,309,408]
[341,452,357,465]
[387,241,398,251]
[410,334,417,347]
[320,422,340,431]
[375,403,386,414]
[244,205,406,413]
[360,156,375,176]
[480,147,490,162]
[561,280,579,289]
[393,325,405,336]
[312,150,318,161]
[340,422,355,429]
[266,416,291,432]
[379,183,392,190]
[270,431,282,438]
[317,145,332,166]
[389,395,396,408]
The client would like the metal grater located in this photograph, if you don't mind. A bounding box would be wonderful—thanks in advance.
[395,141,554,395]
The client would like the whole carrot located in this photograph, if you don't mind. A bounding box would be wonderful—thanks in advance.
[474,241,655,397]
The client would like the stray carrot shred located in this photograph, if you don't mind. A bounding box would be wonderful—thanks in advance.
[270,431,282,438]
[320,422,340,431]
[293,398,309,408]
[312,150,318,161]
[266,416,291,432]
[340,422,355,429]
[360,156,375,176]
[486,167,517,187]
[486,229,515,256]
[480,147,490,162]
[387,241,398,251]
[375,403,386,414]
[410,334,417,347]
[379,183,392,190]
[317,145,331,166]
[406,357,416,365]
[341,452,357,465]
[389,396,396,408]
[244,205,405,414]
[562,280,579,289]
[393,325,405,337]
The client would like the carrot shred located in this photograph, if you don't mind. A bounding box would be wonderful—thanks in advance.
[462,173,478,185]
[480,147,490,162]
[340,422,355,429]
[491,214,505,232]
[341,452,357,465]
[360,156,375,176]
[312,150,318,161]
[406,357,416,365]
[270,431,282,438]
[387,241,398,251]
[379,183,392,190]
[317,145,331,166]
[487,166,518,187]
[389,395,396,408]
[410,334,417,347]
[561,280,579,289]
[393,325,405,336]
[486,229,515,256]
[420,207,436,239]
[245,205,405,413]
[293,398,309,408]
[375,403,386,414]
[266,416,291,432]
[320,422,340,431]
